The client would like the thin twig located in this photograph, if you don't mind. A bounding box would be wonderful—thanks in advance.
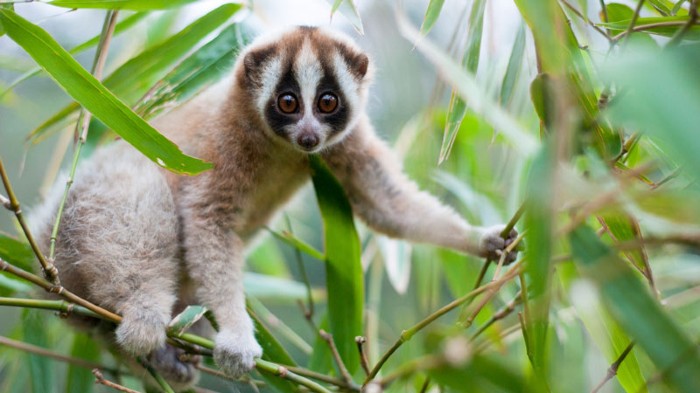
[492,232,526,282]
[93,369,141,393]
[195,364,265,386]
[0,158,60,284]
[285,216,315,321]
[0,296,100,319]
[560,0,613,41]
[616,0,646,46]
[0,335,120,374]
[48,10,118,263]
[364,263,523,385]
[356,336,371,376]
[667,0,698,46]
[419,377,431,393]
[612,20,698,41]
[319,329,356,387]
[0,258,335,393]
[0,258,121,322]
[471,291,522,340]
[591,342,635,393]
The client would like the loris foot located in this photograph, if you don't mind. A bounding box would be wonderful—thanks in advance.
[146,345,200,389]
[213,328,263,378]
[116,308,169,355]
[478,225,519,263]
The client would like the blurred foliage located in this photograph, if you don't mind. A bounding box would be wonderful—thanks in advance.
[1,0,700,392]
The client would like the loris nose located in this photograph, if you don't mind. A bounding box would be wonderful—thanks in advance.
[297,133,320,150]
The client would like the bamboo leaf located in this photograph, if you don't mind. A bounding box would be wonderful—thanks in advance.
[569,225,700,393]
[243,273,312,301]
[0,8,212,175]
[0,232,34,271]
[397,12,538,157]
[327,0,364,34]
[268,229,325,261]
[167,305,207,336]
[28,4,242,143]
[597,213,650,281]
[65,333,100,393]
[522,143,554,386]
[137,23,250,118]
[440,0,486,164]
[248,305,298,393]
[310,155,363,374]
[604,45,700,172]
[420,0,446,35]
[48,0,201,10]
[499,22,527,107]
[22,310,54,393]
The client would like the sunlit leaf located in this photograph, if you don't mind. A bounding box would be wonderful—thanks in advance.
[499,22,527,107]
[0,8,212,175]
[310,155,363,374]
[419,0,445,35]
[243,273,311,301]
[440,0,486,164]
[327,0,363,34]
[137,23,250,118]
[48,0,201,10]
[397,12,538,157]
[167,305,207,336]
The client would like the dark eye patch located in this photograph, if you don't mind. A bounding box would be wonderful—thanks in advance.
[316,64,350,135]
[264,63,302,137]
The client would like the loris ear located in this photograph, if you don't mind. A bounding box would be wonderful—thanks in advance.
[243,46,277,84]
[347,52,369,80]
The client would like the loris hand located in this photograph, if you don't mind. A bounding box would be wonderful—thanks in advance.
[478,225,519,263]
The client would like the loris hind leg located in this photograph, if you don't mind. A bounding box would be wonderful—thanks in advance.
[41,143,181,357]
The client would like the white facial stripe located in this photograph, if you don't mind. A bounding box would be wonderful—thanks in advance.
[330,50,361,135]
[256,57,283,114]
[294,39,323,122]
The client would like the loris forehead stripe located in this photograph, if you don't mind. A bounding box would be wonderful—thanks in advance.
[294,39,323,110]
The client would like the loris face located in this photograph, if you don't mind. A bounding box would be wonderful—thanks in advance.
[240,26,371,153]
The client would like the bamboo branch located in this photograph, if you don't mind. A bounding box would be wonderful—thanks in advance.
[591,342,635,393]
[356,336,371,376]
[0,158,60,284]
[92,369,141,393]
[560,0,613,41]
[363,262,522,385]
[319,329,357,388]
[667,0,698,46]
[48,10,118,263]
[0,335,120,374]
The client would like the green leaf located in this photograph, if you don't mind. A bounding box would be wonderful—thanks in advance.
[66,333,101,393]
[48,0,201,10]
[0,8,212,175]
[600,16,700,38]
[429,353,530,392]
[248,305,298,393]
[604,45,700,172]
[397,12,538,157]
[597,213,650,281]
[167,305,208,336]
[439,0,486,164]
[522,143,554,386]
[499,22,527,107]
[3,12,148,104]
[419,0,446,35]
[569,225,700,393]
[268,229,325,261]
[137,24,249,118]
[0,232,35,271]
[27,4,241,143]
[605,3,634,23]
[104,4,242,104]
[22,310,54,393]
[310,155,363,374]
[243,273,311,301]
[327,0,363,34]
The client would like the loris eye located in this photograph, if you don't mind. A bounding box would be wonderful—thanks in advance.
[277,93,298,114]
[318,93,338,113]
